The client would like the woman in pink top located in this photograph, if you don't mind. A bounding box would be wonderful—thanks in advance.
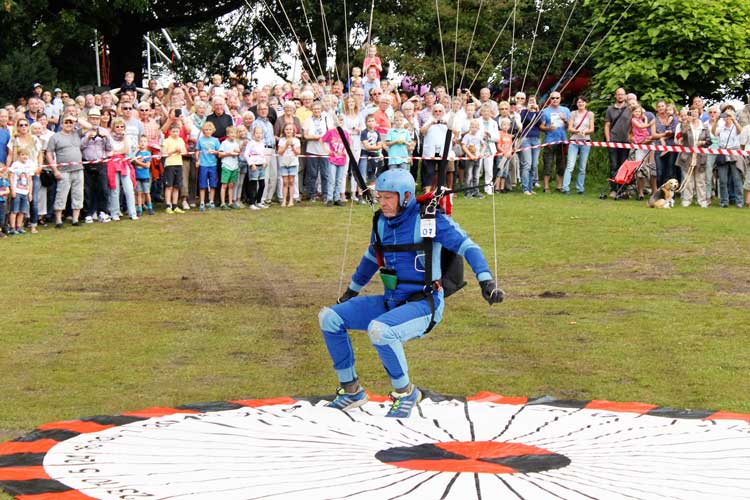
[321,116,350,206]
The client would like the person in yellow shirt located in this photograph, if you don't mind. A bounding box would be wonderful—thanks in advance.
[161,124,187,214]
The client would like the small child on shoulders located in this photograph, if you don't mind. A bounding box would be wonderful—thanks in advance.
[8,148,35,235]
[133,135,154,216]
[219,126,241,209]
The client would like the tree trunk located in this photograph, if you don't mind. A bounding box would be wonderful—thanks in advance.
[103,27,147,89]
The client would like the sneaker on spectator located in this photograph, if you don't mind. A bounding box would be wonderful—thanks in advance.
[386,386,422,418]
[198,204,205,212]
[173,207,185,214]
[98,212,111,223]
[165,207,174,215]
[147,207,155,215]
[231,202,241,209]
[220,203,229,210]
[84,215,94,224]
[7,230,17,235]
[333,200,344,206]
[208,202,216,210]
[181,200,191,211]
[55,223,64,229]
[249,204,260,210]
[131,215,139,221]
[111,215,120,221]
[326,200,333,207]
[258,203,269,209]
[325,387,369,411]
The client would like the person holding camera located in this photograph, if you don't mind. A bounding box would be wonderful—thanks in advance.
[419,103,450,192]
[80,108,112,223]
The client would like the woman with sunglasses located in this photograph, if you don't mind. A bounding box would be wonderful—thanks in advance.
[107,118,138,220]
[7,117,43,232]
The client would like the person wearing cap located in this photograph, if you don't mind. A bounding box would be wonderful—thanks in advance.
[46,114,85,228]
[80,108,112,223]
[32,83,43,99]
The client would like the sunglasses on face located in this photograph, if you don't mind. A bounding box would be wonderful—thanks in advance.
[63,120,75,124]
[122,107,132,110]
[18,123,28,127]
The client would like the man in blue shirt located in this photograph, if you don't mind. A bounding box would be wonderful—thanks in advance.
[539,92,571,192]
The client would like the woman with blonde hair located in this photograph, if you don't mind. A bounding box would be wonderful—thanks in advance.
[107,117,138,220]
[7,117,43,232]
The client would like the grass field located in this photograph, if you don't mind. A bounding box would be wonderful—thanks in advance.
[1,187,750,498]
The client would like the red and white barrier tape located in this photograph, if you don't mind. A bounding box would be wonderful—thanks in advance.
[43,140,750,169]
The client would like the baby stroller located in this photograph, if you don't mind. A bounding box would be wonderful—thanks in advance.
[606,155,650,200]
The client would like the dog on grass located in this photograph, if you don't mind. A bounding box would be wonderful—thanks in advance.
[648,179,679,208]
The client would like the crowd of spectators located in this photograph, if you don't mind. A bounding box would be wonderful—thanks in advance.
[2,47,750,238]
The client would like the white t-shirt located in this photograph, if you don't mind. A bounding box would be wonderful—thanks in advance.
[278,137,301,167]
[220,139,240,171]
[9,160,34,196]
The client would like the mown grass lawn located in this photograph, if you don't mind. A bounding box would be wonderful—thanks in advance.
[1,189,749,498]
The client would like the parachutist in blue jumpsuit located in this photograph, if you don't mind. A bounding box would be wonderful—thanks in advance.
[319,169,504,418]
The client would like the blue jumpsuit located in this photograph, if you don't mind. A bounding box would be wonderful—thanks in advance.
[319,200,493,389]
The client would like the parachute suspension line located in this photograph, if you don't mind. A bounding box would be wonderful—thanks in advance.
[343,0,351,84]
[556,0,636,98]
[456,0,484,93]
[435,0,450,92]
[299,0,327,78]
[262,0,318,79]
[491,177,499,286]
[507,0,518,100]
[451,0,460,95]
[514,0,619,146]
[338,194,356,297]
[536,0,578,100]
[553,0,615,95]
[466,10,513,91]
[318,0,340,81]
[245,1,285,62]
[519,0,544,95]
[366,0,375,47]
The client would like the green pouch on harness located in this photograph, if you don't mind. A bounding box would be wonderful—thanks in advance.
[380,268,398,290]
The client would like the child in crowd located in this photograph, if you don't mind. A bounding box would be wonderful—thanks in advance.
[384,111,413,169]
[277,123,301,207]
[461,119,483,197]
[234,125,248,206]
[219,126,241,209]
[133,135,154,216]
[243,125,267,210]
[494,117,514,193]
[0,166,9,237]
[321,117,350,205]
[196,122,221,211]
[360,114,384,189]
[362,45,383,79]
[162,124,187,214]
[8,148,34,235]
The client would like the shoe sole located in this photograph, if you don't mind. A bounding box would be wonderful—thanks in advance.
[326,393,369,411]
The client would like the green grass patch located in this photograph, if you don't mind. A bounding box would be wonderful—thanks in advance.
[1,193,749,495]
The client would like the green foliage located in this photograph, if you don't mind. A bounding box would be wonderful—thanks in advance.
[0,47,57,103]
[586,0,750,107]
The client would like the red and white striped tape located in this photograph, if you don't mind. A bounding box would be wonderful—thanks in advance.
[43,140,750,169]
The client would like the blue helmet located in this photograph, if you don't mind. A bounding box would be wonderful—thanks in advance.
[375,169,416,208]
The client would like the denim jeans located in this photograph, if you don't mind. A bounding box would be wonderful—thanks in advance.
[716,161,743,207]
[563,142,591,193]
[109,170,137,218]
[30,175,41,224]
[326,162,346,202]
[305,155,328,199]
[519,137,540,192]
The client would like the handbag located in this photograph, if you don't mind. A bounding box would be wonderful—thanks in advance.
[40,168,55,187]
